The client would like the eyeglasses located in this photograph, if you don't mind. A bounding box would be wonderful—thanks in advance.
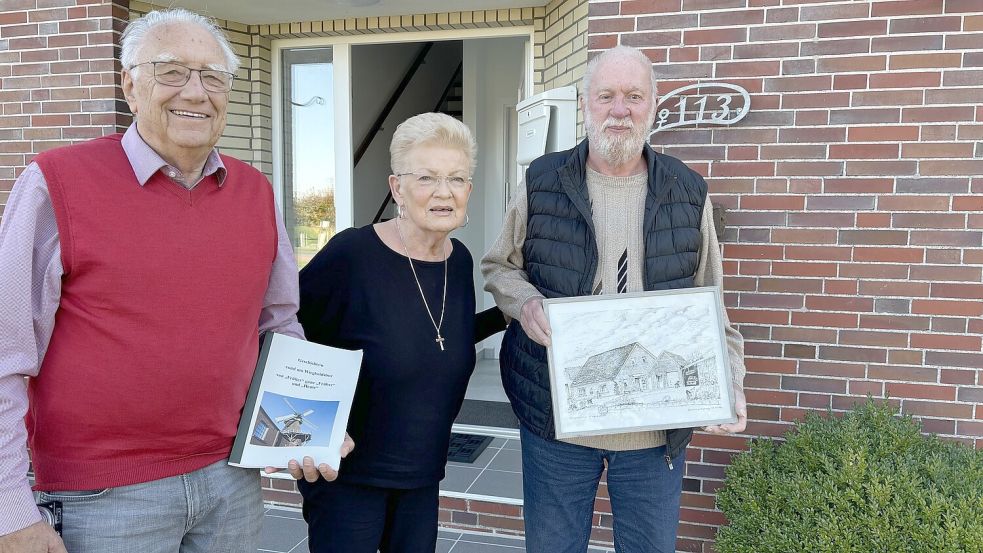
[130,61,235,93]
[396,172,471,189]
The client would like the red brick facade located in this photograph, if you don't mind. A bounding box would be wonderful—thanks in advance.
[588,1,983,551]
[3,1,982,551]
[0,0,130,197]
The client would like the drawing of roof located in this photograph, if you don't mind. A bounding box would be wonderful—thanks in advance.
[570,343,638,385]
[652,350,689,373]
[569,343,693,386]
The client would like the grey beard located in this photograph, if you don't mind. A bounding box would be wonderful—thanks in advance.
[585,118,649,168]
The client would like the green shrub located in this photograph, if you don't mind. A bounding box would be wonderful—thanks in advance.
[715,399,983,553]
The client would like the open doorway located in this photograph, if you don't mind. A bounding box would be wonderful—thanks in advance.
[348,36,526,429]
[338,36,529,428]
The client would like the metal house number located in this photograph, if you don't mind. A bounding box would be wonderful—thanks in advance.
[649,82,751,135]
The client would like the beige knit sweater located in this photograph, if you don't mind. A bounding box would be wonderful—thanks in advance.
[481,166,746,451]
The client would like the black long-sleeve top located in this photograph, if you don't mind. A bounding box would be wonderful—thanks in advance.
[298,225,505,488]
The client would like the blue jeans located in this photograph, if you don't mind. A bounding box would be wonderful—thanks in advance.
[37,459,262,553]
[520,424,685,553]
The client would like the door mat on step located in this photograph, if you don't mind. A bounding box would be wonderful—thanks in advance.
[446,432,494,463]
[454,399,520,429]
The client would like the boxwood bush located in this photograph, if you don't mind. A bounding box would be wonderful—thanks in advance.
[716,399,983,553]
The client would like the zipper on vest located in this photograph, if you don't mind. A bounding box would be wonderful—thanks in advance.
[665,432,674,470]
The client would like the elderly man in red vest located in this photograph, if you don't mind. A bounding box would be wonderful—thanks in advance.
[0,8,346,553]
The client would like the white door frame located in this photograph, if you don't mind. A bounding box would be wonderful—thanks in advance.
[271,26,535,233]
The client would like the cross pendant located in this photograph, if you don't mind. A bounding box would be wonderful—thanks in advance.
[435,334,445,351]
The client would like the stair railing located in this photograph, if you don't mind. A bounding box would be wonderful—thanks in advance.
[354,42,434,168]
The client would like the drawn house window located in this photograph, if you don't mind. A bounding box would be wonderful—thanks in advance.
[253,421,269,441]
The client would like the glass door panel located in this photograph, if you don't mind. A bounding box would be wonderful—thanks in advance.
[282,47,335,268]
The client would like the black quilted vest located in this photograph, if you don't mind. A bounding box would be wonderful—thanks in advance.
[500,139,707,460]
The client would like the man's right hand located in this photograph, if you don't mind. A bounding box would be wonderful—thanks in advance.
[0,521,67,553]
[519,297,552,347]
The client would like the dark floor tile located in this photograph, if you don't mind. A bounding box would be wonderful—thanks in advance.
[258,513,307,552]
[500,438,522,451]
[456,532,526,547]
[450,540,524,552]
[438,529,462,540]
[265,507,304,520]
[440,465,483,492]
[466,470,523,499]
[487,448,522,472]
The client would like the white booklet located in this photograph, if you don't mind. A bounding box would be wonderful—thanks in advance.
[229,332,362,470]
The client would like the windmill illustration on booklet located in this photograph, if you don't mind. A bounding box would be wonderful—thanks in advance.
[249,390,339,448]
[276,398,318,446]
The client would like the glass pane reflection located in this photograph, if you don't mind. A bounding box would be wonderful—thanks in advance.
[282,48,334,268]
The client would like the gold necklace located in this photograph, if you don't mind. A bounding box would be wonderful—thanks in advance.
[394,219,448,351]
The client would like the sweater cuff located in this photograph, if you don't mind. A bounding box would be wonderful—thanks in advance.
[513,292,546,323]
[0,484,42,536]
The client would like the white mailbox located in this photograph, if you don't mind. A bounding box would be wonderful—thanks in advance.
[516,85,577,165]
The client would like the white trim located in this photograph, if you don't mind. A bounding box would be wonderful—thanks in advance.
[440,489,524,506]
[452,424,519,440]
[264,469,528,506]
[440,527,523,541]
[263,504,303,514]
[262,470,296,480]
[522,37,534,100]
[271,43,355,233]
[333,44,354,232]
[270,46,283,209]
[271,25,534,49]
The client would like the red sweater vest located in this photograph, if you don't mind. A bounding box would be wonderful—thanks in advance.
[30,135,278,490]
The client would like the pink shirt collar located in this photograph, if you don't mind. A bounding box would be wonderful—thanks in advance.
[121,124,227,187]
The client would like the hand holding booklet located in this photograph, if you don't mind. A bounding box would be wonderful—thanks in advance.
[230,332,362,471]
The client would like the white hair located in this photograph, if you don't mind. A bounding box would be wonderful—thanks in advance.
[580,45,658,101]
[390,113,477,176]
[121,8,240,74]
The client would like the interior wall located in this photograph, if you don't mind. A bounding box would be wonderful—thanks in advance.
[460,36,527,353]
[351,41,463,226]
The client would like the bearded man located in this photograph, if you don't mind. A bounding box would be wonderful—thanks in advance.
[481,45,748,552]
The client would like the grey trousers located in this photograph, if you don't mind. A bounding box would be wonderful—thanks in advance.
[36,459,263,553]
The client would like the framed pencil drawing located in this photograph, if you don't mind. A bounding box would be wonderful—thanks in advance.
[543,287,737,439]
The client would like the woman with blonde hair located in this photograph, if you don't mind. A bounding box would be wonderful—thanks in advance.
[297,112,504,552]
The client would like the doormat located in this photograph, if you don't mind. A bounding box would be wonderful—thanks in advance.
[454,399,520,429]
[447,432,494,463]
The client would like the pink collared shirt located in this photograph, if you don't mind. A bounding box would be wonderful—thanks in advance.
[0,125,304,535]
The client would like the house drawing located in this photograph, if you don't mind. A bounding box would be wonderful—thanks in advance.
[564,342,719,413]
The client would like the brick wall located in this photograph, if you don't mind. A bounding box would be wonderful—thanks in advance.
[0,0,129,214]
[539,0,589,94]
[588,1,983,551]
